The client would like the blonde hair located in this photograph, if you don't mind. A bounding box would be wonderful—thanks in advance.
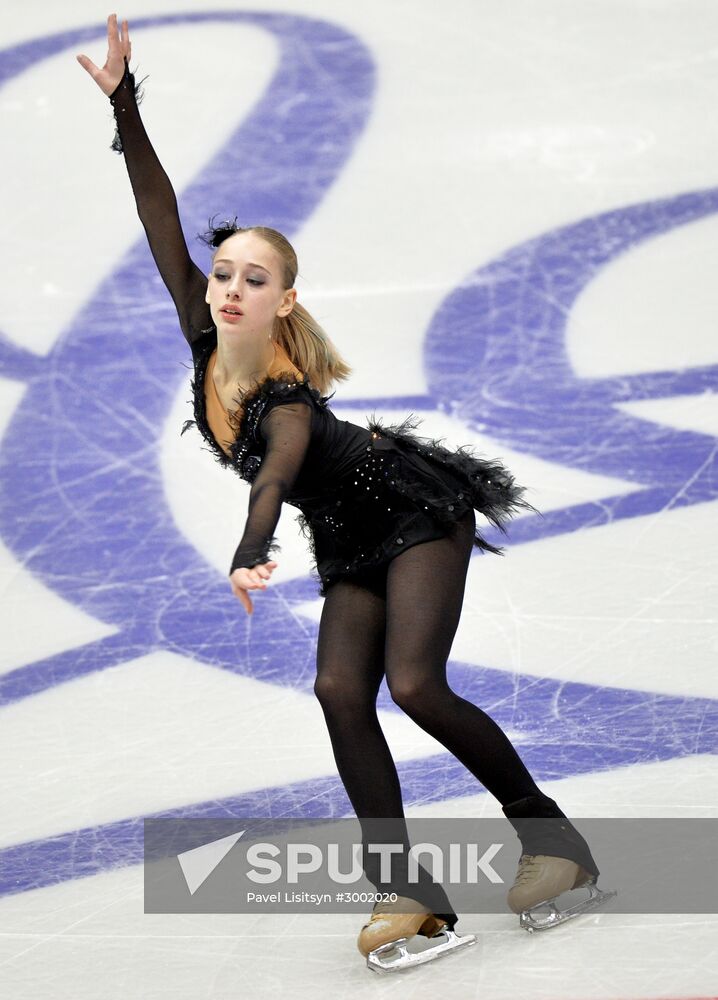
[204,222,352,396]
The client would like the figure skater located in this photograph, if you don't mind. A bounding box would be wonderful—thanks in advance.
[77,14,614,974]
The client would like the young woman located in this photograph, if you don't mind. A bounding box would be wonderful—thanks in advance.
[78,14,613,974]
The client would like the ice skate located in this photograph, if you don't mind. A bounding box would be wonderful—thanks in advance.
[357,895,476,973]
[503,794,616,932]
[508,853,616,931]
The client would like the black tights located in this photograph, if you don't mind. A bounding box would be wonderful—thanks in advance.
[314,511,542,921]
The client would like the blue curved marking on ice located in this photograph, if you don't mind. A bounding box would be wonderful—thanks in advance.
[423,189,718,546]
[0,17,717,898]
[1,661,716,897]
[3,192,718,704]
[0,11,374,700]
[0,331,45,379]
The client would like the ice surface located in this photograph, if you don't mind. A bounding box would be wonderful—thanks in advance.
[1,2,717,997]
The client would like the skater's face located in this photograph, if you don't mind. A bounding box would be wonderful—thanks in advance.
[205,231,296,338]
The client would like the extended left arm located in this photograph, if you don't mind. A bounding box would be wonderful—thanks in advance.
[228,401,312,612]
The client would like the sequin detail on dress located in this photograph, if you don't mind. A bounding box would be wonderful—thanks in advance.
[182,336,329,482]
[364,412,531,550]
[181,334,531,594]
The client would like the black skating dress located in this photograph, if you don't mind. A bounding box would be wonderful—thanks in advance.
[182,326,529,594]
[109,64,529,596]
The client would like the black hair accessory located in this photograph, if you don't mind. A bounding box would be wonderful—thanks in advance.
[197,215,247,249]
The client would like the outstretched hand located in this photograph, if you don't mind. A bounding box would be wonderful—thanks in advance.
[229,561,279,615]
[77,13,131,96]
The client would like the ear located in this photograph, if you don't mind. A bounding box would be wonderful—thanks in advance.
[276,287,297,318]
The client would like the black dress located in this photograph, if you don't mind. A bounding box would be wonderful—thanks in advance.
[109,63,528,596]
[182,327,528,595]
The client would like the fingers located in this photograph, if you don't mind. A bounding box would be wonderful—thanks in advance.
[231,570,264,590]
[232,579,254,615]
[107,13,130,60]
[78,14,130,93]
[76,54,99,78]
[107,12,117,52]
[252,561,279,584]
[229,561,280,612]
[244,562,278,587]
[229,577,253,613]
[119,17,131,58]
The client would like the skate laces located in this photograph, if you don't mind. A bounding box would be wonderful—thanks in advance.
[513,854,542,886]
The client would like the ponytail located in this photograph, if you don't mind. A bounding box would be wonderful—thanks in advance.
[274,302,351,396]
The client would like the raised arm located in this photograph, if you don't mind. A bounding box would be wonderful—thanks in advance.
[77,15,210,345]
[229,401,313,614]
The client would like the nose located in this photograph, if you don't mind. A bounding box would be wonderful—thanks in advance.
[226,274,242,298]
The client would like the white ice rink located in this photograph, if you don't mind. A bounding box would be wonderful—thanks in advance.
[1,1,717,997]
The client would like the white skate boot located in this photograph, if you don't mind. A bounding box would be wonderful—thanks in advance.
[503,794,616,932]
[357,895,476,973]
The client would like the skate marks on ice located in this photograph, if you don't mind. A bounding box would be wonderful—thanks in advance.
[422,187,718,546]
[2,657,717,899]
[0,10,374,705]
[1,10,717,916]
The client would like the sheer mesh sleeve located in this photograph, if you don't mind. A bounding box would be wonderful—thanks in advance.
[229,401,313,574]
[108,60,211,345]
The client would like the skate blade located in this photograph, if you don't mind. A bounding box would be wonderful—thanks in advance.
[519,880,617,933]
[366,928,477,974]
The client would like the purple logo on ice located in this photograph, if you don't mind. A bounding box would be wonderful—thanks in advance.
[0,12,717,899]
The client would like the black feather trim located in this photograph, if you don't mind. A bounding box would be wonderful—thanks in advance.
[364,412,536,550]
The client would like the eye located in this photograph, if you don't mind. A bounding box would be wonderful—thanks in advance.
[213,272,230,281]
[247,278,265,287]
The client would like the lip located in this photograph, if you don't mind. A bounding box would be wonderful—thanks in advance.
[220,306,244,316]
